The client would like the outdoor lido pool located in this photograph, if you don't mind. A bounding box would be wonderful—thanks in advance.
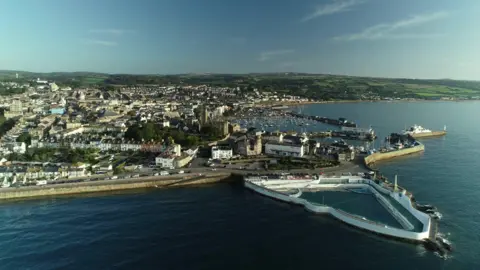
[300,190,402,229]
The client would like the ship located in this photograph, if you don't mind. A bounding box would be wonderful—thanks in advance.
[402,124,447,138]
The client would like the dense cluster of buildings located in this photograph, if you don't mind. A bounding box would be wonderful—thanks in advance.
[0,78,327,184]
[210,130,356,162]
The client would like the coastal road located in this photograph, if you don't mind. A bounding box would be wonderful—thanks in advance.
[4,159,369,191]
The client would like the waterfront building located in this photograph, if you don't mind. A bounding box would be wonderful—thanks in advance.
[236,134,262,156]
[265,142,304,157]
[211,146,233,160]
[155,155,175,168]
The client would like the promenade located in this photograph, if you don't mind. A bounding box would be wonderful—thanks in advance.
[0,160,368,200]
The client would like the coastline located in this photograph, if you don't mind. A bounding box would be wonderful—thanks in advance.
[0,173,233,201]
[255,98,480,108]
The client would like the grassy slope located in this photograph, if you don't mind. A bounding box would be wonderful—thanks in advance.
[2,70,480,98]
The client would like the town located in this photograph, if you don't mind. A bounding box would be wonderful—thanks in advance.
[0,76,368,188]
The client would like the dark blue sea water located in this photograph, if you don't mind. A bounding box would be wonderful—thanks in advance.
[1,101,479,270]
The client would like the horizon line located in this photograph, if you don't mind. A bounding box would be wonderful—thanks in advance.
[0,69,476,82]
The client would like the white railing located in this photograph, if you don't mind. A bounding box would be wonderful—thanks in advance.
[370,187,415,230]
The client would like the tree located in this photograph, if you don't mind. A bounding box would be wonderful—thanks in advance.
[185,136,199,148]
[167,136,175,145]
[16,133,32,145]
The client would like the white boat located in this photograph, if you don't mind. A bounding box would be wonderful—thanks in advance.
[402,125,432,135]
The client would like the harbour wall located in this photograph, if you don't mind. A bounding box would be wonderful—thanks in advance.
[368,184,414,230]
[411,131,446,138]
[364,144,425,165]
[0,173,232,200]
[245,180,430,241]
[365,178,431,233]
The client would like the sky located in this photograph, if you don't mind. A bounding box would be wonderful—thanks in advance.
[1,0,479,79]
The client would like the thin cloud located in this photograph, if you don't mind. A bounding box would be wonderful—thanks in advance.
[228,37,247,45]
[334,11,449,41]
[258,49,295,61]
[89,29,132,35]
[84,39,118,46]
[301,0,364,22]
[278,62,296,68]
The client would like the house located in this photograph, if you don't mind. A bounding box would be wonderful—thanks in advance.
[174,154,193,168]
[211,146,233,160]
[67,167,87,178]
[265,142,304,158]
[155,154,175,169]
[235,134,262,156]
[96,162,113,172]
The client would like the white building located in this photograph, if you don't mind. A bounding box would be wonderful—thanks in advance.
[155,155,175,169]
[36,78,48,84]
[120,142,142,152]
[265,142,304,157]
[160,120,170,128]
[211,146,233,160]
[49,83,59,92]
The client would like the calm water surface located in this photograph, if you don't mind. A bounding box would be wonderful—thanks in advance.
[1,101,479,270]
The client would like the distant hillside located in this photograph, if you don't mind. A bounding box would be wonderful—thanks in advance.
[1,70,480,100]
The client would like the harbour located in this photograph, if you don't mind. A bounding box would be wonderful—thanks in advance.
[0,101,478,269]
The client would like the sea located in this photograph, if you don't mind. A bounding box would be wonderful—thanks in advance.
[1,101,479,270]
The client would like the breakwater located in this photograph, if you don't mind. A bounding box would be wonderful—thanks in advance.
[286,112,357,127]
[244,180,430,241]
[364,144,425,165]
[0,173,233,200]
[411,130,447,139]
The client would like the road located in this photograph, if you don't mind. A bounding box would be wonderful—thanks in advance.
[7,157,369,189]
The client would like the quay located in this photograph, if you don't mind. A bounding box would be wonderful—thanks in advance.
[365,133,425,165]
[364,143,425,165]
[403,124,447,139]
[286,112,357,127]
[307,130,375,141]
[410,130,446,139]
[0,159,365,201]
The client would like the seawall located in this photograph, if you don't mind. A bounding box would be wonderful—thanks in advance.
[0,173,233,200]
[244,180,430,242]
[364,144,425,165]
[411,131,446,138]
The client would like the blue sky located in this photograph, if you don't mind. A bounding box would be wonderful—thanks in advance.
[1,0,479,79]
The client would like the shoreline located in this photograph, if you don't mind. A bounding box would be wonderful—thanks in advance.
[0,161,356,201]
[0,172,234,201]
[0,144,428,202]
[255,99,480,108]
